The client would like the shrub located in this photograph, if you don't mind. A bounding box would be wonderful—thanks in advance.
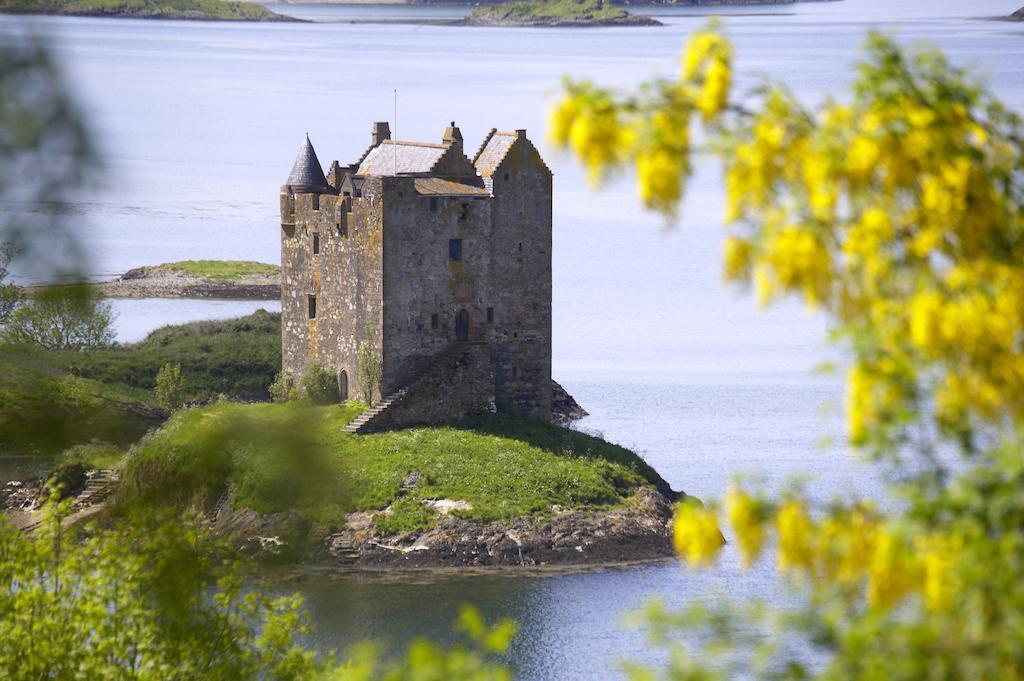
[2,287,114,350]
[69,310,281,403]
[269,371,298,403]
[300,364,337,405]
[154,362,184,410]
[373,497,435,535]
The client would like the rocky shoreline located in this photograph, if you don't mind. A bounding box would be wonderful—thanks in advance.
[462,13,659,27]
[89,264,280,300]
[214,487,678,569]
[4,469,679,570]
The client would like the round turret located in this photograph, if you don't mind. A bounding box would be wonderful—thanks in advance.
[284,134,329,194]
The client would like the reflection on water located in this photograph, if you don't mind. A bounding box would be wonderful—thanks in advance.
[1,1,1022,677]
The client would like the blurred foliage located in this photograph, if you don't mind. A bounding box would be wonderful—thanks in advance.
[2,285,115,349]
[0,23,516,680]
[553,25,1024,681]
[0,344,162,457]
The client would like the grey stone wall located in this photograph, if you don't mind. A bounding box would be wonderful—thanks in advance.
[280,179,384,402]
[380,176,494,395]
[487,134,553,419]
[360,343,495,433]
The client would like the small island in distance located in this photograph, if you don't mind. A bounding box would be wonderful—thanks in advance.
[0,0,293,21]
[464,0,660,27]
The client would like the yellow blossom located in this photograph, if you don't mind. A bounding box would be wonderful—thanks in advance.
[725,486,765,569]
[722,237,752,282]
[673,502,722,568]
[866,529,917,608]
[777,500,814,574]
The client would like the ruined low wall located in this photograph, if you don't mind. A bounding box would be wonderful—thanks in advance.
[361,343,495,433]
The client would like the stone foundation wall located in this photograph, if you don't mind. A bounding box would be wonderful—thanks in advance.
[360,343,495,433]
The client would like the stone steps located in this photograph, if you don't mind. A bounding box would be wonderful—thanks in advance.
[341,340,490,435]
[342,388,408,434]
[20,469,120,534]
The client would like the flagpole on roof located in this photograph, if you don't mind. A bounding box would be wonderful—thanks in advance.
[393,89,398,176]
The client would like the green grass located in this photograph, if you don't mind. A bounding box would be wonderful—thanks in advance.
[69,310,281,404]
[116,402,669,534]
[0,346,162,458]
[470,0,635,24]
[166,260,280,281]
[0,0,287,20]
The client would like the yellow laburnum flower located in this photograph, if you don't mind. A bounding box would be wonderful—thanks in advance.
[722,236,753,282]
[909,289,944,354]
[847,135,880,182]
[777,500,814,574]
[725,487,764,569]
[548,98,579,147]
[697,56,732,120]
[673,502,722,569]
[636,147,683,214]
[866,528,917,608]
[818,507,878,584]
[762,225,831,305]
[917,532,962,613]
[802,150,837,222]
[567,105,623,185]
[846,365,873,444]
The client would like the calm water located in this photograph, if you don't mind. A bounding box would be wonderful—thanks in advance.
[2,1,1023,677]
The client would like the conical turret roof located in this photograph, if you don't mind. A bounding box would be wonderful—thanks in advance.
[285,134,329,193]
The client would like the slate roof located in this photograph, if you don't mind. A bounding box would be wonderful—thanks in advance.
[357,141,449,176]
[286,134,329,192]
[473,131,517,177]
[413,178,489,197]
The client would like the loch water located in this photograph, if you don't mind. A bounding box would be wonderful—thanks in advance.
[2,1,1023,677]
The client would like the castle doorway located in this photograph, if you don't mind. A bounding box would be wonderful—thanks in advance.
[338,370,349,401]
[455,309,469,342]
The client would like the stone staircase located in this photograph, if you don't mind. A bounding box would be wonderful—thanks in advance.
[342,341,488,435]
[205,486,234,526]
[71,469,119,511]
[19,469,120,534]
[342,388,409,434]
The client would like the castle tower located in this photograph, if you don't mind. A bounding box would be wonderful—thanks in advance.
[280,122,552,425]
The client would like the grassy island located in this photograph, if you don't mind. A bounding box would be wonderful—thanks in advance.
[0,0,293,21]
[465,0,660,27]
[116,401,670,528]
[3,310,678,567]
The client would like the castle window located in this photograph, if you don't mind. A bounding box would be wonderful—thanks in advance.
[503,172,510,181]
[518,242,523,252]
[431,313,439,329]
[312,194,320,210]
[308,295,317,320]
[512,366,518,379]
[449,239,462,262]
[338,222,347,238]
[486,307,494,323]
[459,203,468,221]
[312,233,320,255]
[430,197,438,212]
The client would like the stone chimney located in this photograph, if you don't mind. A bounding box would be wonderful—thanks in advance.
[371,121,391,147]
[442,121,463,154]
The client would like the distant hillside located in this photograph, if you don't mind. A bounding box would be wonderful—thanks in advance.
[0,0,294,21]
[1013,6,1024,19]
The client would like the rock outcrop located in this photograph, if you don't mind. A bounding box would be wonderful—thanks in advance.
[210,487,678,569]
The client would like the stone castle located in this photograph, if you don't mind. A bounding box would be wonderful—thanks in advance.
[279,121,553,431]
